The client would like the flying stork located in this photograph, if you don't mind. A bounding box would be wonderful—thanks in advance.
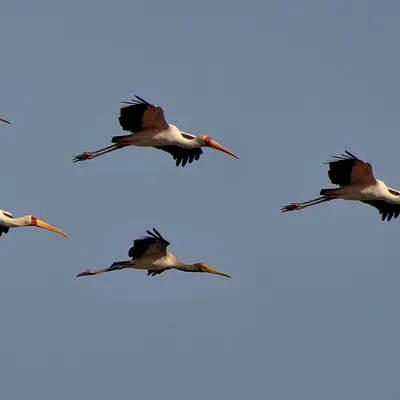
[0,208,68,237]
[0,117,10,124]
[281,150,400,221]
[76,228,231,278]
[72,95,239,167]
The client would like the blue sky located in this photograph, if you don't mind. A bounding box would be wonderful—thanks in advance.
[2,1,400,399]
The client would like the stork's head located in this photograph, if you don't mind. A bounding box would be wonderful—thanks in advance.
[201,136,240,160]
[0,116,10,124]
[196,263,231,278]
[28,216,69,238]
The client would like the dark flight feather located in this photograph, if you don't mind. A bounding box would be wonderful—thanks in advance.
[118,95,155,133]
[361,200,400,222]
[128,228,170,259]
[0,226,9,236]
[154,145,203,167]
[325,150,362,187]
[146,269,170,277]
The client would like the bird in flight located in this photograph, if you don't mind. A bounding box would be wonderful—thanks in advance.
[77,228,231,278]
[281,150,400,221]
[0,116,10,124]
[72,95,239,167]
[0,208,68,237]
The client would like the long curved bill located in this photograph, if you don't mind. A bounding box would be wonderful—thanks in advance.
[36,219,69,238]
[0,116,11,124]
[203,264,231,278]
[208,139,240,160]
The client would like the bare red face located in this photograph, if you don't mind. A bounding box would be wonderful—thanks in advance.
[204,136,213,146]
[203,136,240,160]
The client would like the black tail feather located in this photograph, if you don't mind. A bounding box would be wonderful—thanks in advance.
[320,188,340,195]
[111,135,131,143]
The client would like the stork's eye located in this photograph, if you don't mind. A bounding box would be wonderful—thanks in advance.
[204,136,212,146]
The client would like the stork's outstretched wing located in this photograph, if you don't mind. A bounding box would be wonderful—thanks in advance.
[154,131,203,167]
[128,228,171,259]
[361,200,400,221]
[154,145,203,167]
[326,150,376,186]
[119,95,169,133]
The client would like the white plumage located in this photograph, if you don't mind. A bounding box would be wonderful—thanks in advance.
[282,150,400,221]
[73,95,239,167]
[0,208,68,237]
[77,228,231,278]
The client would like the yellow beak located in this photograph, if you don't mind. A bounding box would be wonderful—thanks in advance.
[0,116,11,124]
[203,264,231,278]
[208,139,240,160]
[36,218,69,238]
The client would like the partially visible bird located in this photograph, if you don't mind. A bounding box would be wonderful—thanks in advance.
[76,228,231,278]
[281,150,400,221]
[0,116,10,124]
[0,208,68,237]
[72,95,239,167]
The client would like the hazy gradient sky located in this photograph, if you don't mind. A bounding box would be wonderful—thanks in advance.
[2,1,400,399]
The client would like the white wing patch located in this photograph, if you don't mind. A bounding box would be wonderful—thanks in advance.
[388,187,400,196]
[1,210,13,219]
[180,132,197,140]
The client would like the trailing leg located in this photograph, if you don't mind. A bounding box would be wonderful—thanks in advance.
[72,143,128,163]
[281,196,334,212]
[76,261,130,277]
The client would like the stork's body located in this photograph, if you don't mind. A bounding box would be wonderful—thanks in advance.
[77,228,231,278]
[72,95,239,167]
[0,208,68,237]
[281,150,400,221]
[113,124,206,148]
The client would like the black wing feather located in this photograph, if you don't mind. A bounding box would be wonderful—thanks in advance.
[325,150,362,187]
[152,228,167,241]
[119,95,154,133]
[0,225,9,237]
[154,145,203,167]
[361,200,400,222]
[146,269,170,277]
[128,228,170,259]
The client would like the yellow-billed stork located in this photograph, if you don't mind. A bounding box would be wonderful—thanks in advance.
[282,150,400,221]
[72,95,239,167]
[76,228,231,278]
[0,209,68,237]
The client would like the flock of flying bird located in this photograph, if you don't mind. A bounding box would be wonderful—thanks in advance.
[2,94,400,281]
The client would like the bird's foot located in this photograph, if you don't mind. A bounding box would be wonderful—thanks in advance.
[72,152,93,163]
[281,203,302,212]
[76,270,95,277]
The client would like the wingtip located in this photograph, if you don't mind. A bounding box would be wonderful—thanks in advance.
[135,95,151,105]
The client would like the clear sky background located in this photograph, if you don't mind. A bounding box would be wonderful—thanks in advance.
[2,1,400,399]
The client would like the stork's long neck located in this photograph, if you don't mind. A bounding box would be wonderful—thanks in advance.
[2,216,30,228]
[179,133,203,149]
[165,253,199,272]
[173,260,199,273]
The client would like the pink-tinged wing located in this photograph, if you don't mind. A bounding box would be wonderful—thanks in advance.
[119,95,169,133]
